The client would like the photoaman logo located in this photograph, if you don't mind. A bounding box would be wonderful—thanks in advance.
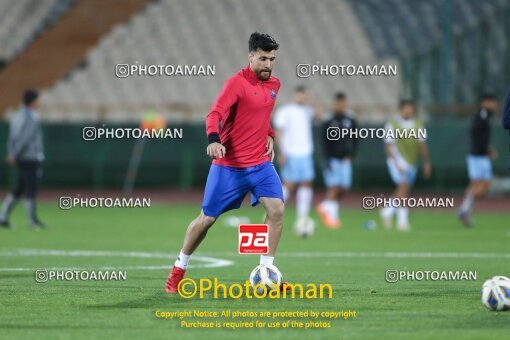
[177,278,333,299]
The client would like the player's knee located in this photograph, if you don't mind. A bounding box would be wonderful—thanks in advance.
[12,189,23,199]
[398,183,410,193]
[266,201,284,221]
[200,214,216,227]
[479,181,490,195]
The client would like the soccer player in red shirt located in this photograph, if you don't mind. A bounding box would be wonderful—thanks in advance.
[165,33,287,293]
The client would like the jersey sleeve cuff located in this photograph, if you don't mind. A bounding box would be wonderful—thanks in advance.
[207,132,221,144]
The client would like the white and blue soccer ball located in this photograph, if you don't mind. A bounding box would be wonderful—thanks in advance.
[293,217,315,238]
[249,264,282,294]
[481,276,510,311]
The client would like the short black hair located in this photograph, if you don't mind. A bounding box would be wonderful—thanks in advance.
[480,93,497,102]
[335,92,346,101]
[23,89,38,105]
[399,99,415,108]
[249,32,279,52]
[295,85,307,93]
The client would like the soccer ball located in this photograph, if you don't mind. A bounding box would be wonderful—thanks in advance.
[293,216,315,238]
[249,264,282,294]
[481,276,510,311]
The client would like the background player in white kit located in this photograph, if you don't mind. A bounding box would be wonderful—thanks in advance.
[274,86,321,232]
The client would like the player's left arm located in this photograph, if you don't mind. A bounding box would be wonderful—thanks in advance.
[265,119,276,163]
[268,124,275,139]
[8,115,36,165]
[264,129,275,162]
[267,80,281,138]
[487,145,498,160]
[419,141,431,179]
[350,118,359,159]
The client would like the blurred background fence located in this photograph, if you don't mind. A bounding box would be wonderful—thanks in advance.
[0,120,506,191]
[0,0,509,193]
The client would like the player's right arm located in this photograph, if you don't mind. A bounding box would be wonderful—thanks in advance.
[6,115,17,165]
[205,77,241,159]
[383,122,395,159]
[502,87,510,129]
[206,142,226,159]
[6,112,32,165]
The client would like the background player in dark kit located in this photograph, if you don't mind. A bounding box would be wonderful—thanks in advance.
[0,89,45,229]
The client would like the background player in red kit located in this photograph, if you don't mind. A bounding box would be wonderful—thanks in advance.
[165,32,286,293]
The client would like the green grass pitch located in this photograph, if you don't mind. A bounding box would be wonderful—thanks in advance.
[1,202,509,339]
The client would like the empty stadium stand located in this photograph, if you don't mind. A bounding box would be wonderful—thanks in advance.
[1,0,507,122]
[0,0,71,63]
[349,0,509,106]
[0,0,152,115]
[35,0,400,123]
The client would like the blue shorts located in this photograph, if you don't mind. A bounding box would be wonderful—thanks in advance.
[323,158,352,189]
[280,155,315,183]
[387,159,417,185]
[467,155,492,180]
[202,161,284,218]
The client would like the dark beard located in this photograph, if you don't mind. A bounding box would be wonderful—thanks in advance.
[257,70,271,81]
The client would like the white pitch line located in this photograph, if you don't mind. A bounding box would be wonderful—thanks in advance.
[199,251,510,259]
[0,249,233,272]
[2,249,509,273]
[0,266,171,272]
[0,264,231,272]
[0,249,175,259]
[278,252,510,259]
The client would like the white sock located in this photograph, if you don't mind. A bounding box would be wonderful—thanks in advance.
[282,186,289,202]
[296,186,313,218]
[381,206,395,219]
[174,250,191,270]
[329,200,339,219]
[329,200,339,218]
[259,255,274,266]
[0,193,15,220]
[460,195,474,213]
[332,201,340,219]
[396,207,409,226]
[321,199,338,219]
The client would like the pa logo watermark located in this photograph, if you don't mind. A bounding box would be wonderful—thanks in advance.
[238,224,269,254]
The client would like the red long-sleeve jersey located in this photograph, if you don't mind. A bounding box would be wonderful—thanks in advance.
[206,65,280,167]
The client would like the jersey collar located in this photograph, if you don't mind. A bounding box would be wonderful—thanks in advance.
[243,64,262,84]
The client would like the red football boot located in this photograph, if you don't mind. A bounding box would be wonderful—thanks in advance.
[316,203,341,229]
[280,281,292,291]
[165,266,186,293]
